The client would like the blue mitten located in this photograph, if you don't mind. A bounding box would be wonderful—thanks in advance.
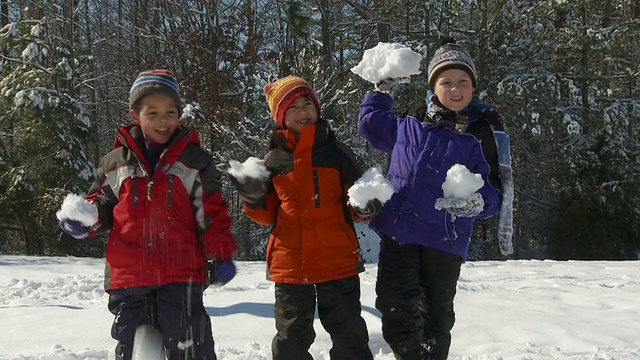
[59,219,91,239]
[207,260,236,286]
[447,193,484,218]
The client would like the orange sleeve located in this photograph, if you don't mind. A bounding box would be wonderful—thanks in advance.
[242,192,280,225]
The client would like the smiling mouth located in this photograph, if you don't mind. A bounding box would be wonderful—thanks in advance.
[296,118,311,124]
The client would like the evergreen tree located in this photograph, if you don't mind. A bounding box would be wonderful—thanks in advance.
[0,7,94,255]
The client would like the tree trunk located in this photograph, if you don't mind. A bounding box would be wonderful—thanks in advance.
[1,0,8,27]
[318,0,333,72]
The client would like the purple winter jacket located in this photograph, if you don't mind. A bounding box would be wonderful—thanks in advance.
[358,90,502,260]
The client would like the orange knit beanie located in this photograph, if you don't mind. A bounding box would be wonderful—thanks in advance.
[263,75,321,128]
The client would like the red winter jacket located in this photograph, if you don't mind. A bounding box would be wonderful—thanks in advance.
[86,125,237,291]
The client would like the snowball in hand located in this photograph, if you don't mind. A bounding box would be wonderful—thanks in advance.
[56,194,98,226]
[441,164,484,199]
[227,157,270,182]
[350,42,422,84]
[347,167,394,209]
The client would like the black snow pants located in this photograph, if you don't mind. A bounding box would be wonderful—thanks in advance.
[375,236,462,360]
[272,275,374,360]
[107,282,216,360]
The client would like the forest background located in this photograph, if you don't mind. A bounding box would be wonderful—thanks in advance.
[1,0,639,261]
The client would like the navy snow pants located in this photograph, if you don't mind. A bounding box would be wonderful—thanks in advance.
[107,282,216,360]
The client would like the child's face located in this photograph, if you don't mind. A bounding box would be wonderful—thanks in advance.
[433,68,474,112]
[283,95,318,135]
[129,93,180,144]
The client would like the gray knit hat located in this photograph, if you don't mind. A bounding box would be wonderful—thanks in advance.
[427,38,477,90]
[129,70,181,114]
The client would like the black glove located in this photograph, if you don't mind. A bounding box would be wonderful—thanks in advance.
[354,198,383,219]
[229,174,267,209]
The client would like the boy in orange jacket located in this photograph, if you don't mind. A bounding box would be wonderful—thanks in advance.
[229,75,376,360]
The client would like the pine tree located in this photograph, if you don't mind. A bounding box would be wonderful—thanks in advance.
[0,6,94,255]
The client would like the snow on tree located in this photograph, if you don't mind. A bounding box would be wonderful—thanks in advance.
[0,7,95,254]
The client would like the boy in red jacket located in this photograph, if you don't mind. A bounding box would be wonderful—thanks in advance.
[57,70,237,360]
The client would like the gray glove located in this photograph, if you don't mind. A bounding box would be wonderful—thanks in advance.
[229,174,267,209]
[446,193,484,218]
[375,77,410,93]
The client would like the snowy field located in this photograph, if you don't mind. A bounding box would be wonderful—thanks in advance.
[1,252,639,359]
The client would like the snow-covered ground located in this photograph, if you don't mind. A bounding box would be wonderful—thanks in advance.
[1,240,639,359]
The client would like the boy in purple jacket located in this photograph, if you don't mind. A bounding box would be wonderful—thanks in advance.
[358,38,513,360]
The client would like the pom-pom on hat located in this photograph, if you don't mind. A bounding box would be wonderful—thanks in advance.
[264,75,321,129]
[129,70,182,114]
[427,38,477,90]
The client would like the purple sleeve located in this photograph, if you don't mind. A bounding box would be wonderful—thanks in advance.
[477,182,502,219]
[357,91,398,153]
[468,146,502,218]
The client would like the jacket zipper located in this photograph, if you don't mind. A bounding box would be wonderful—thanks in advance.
[147,180,153,201]
[131,175,138,206]
[312,170,320,208]
[167,175,173,206]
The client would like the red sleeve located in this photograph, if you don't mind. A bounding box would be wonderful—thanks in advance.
[201,191,238,261]
[84,153,120,235]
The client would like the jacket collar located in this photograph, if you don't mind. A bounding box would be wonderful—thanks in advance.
[270,118,334,152]
[114,125,199,170]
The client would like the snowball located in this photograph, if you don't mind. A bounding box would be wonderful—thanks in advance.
[347,167,394,208]
[227,157,270,182]
[441,164,484,199]
[56,194,98,226]
[351,42,422,83]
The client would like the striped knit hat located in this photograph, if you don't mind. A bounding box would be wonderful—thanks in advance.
[129,70,181,114]
[264,75,321,129]
[427,38,477,90]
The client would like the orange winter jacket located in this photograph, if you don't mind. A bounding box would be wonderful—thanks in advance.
[244,119,366,284]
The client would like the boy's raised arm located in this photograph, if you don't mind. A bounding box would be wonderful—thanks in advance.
[358,90,399,153]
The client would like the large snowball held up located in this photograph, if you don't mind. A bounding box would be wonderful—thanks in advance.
[350,42,422,84]
[56,194,99,226]
[227,157,270,182]
[347,167,394,209]
[442,164,484,199]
